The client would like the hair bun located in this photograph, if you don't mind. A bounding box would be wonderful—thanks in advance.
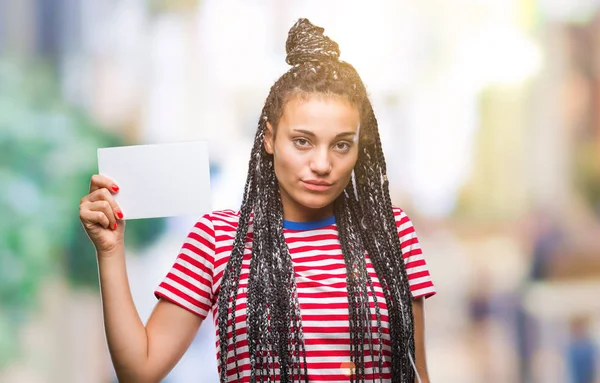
[285,18,340,66]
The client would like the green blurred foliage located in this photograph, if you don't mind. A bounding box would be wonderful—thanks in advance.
[0,59,166,368]
[575,140,600,215]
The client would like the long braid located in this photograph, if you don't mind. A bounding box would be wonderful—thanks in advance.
[352,101,416,380]
[246,124,276,381]
[345,177,386,382]
[372,101,415,377]
[217,106,266,382]
[271,186,309,381]
[335,194,380,381]
[356,162,410,379]
[368,103,416,376]
[335,196,361,381]
[217,18,416,383]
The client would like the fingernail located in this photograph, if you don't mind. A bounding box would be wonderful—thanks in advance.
[116,210,124,220]
[111,184,119,192]
[113,223,118,230]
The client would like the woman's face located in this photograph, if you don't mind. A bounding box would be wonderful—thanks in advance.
[264,94,360,222]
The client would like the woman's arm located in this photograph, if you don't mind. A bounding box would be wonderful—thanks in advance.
[98,248,203,382]
[413,297,430,383]
[81,175,204,382]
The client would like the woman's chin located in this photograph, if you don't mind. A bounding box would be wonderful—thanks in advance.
[296,192,338,211]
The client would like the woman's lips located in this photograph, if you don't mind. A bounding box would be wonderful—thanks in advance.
[301,180,333,192]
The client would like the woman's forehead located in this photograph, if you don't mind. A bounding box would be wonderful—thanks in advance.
[279,94,360,127]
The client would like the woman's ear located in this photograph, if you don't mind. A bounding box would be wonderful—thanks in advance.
[264,121,274,154]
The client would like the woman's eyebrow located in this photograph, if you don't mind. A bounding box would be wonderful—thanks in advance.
[293,129,357,139]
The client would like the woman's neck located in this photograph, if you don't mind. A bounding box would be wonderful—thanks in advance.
[281,201,334,223]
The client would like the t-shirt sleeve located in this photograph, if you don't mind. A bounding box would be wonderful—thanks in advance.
[393,207,436,299]
[154,214,215,320]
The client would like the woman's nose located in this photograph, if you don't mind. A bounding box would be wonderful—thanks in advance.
[309,148,332,175]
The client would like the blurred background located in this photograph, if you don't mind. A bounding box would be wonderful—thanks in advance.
[1,0,600,382]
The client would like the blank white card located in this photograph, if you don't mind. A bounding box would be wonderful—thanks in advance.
[97,141,212,220]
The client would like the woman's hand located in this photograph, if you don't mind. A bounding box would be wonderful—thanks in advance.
[79,174,126,255]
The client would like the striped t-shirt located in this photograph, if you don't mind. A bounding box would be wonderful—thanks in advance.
[155,206,435,382]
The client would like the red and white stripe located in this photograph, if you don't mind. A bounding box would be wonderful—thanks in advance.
[155,207,435,382]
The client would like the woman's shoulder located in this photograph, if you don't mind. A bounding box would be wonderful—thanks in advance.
[206,209,240,220]
[197,209,243,234]
[200,209,241,224]
[390,205,418,227]
[390,205,408,218]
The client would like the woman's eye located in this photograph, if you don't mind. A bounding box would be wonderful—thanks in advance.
[335,142,351,151]
[294,138,311,147]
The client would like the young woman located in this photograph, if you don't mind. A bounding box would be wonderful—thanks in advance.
[80,19,435,383]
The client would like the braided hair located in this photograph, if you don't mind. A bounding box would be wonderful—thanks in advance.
[216,18,416,382]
